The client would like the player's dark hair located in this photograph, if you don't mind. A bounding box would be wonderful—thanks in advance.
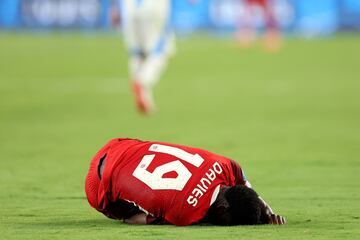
[226,185,263,225]
[206,185,263,225]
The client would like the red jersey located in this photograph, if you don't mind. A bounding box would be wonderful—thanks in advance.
[85,138,246,226]
[245,0,268,6]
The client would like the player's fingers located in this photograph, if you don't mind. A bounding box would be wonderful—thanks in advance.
[275,215,286,225]
[280,216,286,224]
[271,214,287,225]
[270,214,275,224]
[270,214,278,224]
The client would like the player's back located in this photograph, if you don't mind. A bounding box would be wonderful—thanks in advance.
[100,139,239,225]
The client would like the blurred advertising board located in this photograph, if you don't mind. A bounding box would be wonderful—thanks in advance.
[1,0,360,34]
[205,0,295,30]
[339,0,360,30]
[293,0,338,37]
[172,0,339,36]
[0,0,109,28]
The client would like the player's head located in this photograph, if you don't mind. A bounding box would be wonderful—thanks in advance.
[206,185,264,225]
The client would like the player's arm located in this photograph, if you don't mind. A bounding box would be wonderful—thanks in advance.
[124,213,164,225]
[124,213,147,224]
[102,199,144,221]
[116,201,164,225]
[259,196,286,225]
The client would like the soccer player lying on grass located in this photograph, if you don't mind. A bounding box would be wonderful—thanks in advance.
[85,138,285,226]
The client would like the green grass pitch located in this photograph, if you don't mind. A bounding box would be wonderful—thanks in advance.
[0,33,359,240]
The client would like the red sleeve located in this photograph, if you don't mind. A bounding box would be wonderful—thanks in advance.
[229,160,246,185]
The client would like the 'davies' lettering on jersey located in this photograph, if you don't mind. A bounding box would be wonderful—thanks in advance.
[187,162,223,207]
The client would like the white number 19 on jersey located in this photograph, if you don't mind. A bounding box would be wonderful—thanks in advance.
[132,144,204,191]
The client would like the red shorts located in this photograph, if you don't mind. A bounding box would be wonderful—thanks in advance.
[245,0,268,7]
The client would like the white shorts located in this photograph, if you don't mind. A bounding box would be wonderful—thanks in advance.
[120,0,172,56]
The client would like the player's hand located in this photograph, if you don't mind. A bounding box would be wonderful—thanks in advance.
[268,214,286,225]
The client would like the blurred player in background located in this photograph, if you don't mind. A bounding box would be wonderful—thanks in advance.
[111,0,175,115]
[85,138,286,226]
[236,0,282,51]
